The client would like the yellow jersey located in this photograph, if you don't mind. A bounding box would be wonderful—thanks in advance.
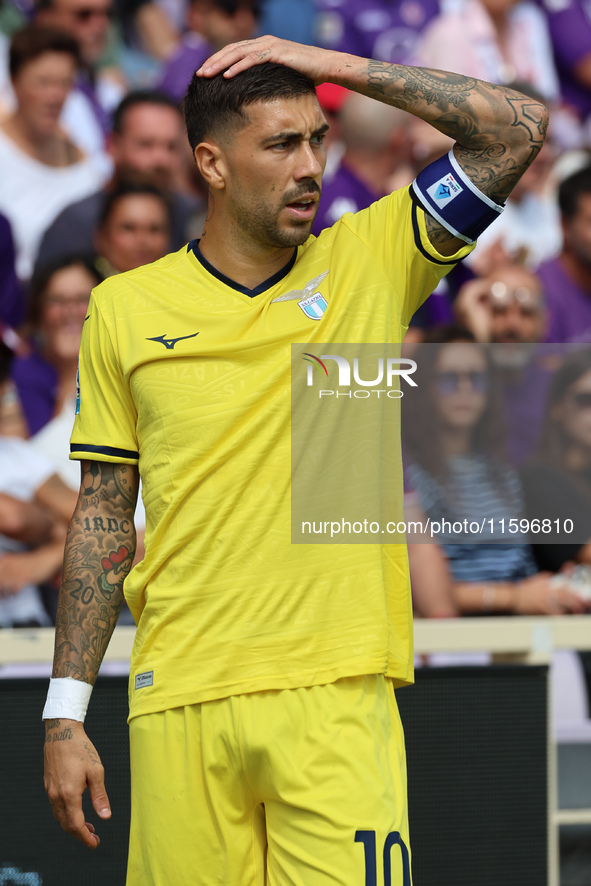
[70,186,472,719]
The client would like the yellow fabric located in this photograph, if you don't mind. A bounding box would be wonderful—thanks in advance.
[71,186,473,719]
[127,675,411,886]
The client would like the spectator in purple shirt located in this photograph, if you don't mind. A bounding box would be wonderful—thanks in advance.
[537,0,591,125]
[454,262,552,465]
[12,256,102,436]
[539,164,591,343]
[158,0,263,106]
[315,0,441,66]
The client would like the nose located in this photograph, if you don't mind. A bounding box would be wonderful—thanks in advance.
[295,142,325,182]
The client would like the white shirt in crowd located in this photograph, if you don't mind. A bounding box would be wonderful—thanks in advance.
[0,437,55,627]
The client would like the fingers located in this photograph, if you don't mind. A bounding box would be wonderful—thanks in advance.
[545,582,587,615]
[46,787,101,849]
[197,37,275,78]
[88,768,112,820]
[44,729,109,849]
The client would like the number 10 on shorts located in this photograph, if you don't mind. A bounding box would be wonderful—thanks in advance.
[355,830,411,886]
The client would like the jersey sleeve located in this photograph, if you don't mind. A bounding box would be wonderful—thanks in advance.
[340,184,475,328]
[69,291,139,465]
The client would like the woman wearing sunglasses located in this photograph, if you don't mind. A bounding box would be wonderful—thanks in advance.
[522,348,591,577]
[402,334,588,615]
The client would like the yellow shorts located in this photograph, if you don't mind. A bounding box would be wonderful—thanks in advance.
[127,675,411,886]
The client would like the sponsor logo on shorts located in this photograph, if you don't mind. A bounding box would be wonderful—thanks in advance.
[135,671,154,689]
[427,173,463,208]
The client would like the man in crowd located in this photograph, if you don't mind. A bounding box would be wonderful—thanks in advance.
[43,35,547,885]
[35,0,123,163]
[538,163,591,342]
[157,0,263,105]
[455,261,547,346]
[454,262,551,464]
[36,90,202,272]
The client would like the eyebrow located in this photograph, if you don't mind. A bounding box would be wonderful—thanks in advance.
[262,123,330,146]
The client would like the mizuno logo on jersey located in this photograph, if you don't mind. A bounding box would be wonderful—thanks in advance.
[146,332,200,349]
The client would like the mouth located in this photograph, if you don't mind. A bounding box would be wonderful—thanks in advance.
[285,194,319,221]
[284,196,318,221]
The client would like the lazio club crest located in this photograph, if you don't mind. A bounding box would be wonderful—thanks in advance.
[298,291,328,320]
[271,271,329,321]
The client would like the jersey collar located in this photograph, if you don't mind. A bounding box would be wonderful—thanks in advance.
[187,239,298,298]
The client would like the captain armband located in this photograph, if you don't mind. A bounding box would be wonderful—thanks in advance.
[42,677,93,723]
[411,149,504,244]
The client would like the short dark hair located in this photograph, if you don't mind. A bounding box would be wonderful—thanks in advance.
[26,255,102,329]
[111,89,181,135]
[183,63,316,152]
[10,25,79,79]
[558,164,591,222]
[98,181,171,229]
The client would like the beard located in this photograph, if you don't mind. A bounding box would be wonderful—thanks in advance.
[229,183,321,249]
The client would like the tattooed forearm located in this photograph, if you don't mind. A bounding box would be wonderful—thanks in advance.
[52,461,139,685]
[338,59,548,207]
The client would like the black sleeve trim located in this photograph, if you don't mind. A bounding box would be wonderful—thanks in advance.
[410,198,462,267]
[70,444,140,459]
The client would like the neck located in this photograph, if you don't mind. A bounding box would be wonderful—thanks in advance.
[441,426,472,457]
[198,213,297,290]
[560,250,591,294]
[3,112,64,165]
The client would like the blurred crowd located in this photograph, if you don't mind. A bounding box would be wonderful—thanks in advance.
[1,0,591,628]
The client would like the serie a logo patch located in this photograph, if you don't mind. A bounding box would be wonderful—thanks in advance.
[426,173,463,208]
[135,671,154,689]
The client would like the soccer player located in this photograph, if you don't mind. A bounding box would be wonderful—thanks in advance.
[43,36,548,885]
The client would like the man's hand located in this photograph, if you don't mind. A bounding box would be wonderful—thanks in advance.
[197,35,344,84]
[44,719,111,849]
[197,36,548,257]
[454,277,495,343]
[512,573,589,615]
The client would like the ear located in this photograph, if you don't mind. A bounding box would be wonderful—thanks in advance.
[194,141,227,191]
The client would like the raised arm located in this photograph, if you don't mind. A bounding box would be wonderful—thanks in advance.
[198,38,548,254]
[44,460,138,849]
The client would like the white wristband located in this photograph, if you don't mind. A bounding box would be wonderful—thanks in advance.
[42,677,93,723]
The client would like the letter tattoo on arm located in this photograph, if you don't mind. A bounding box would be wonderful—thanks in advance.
[52,461,139,685]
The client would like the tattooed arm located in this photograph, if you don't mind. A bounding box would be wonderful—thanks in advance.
[197,37,549,254]
[44,459,139,849]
